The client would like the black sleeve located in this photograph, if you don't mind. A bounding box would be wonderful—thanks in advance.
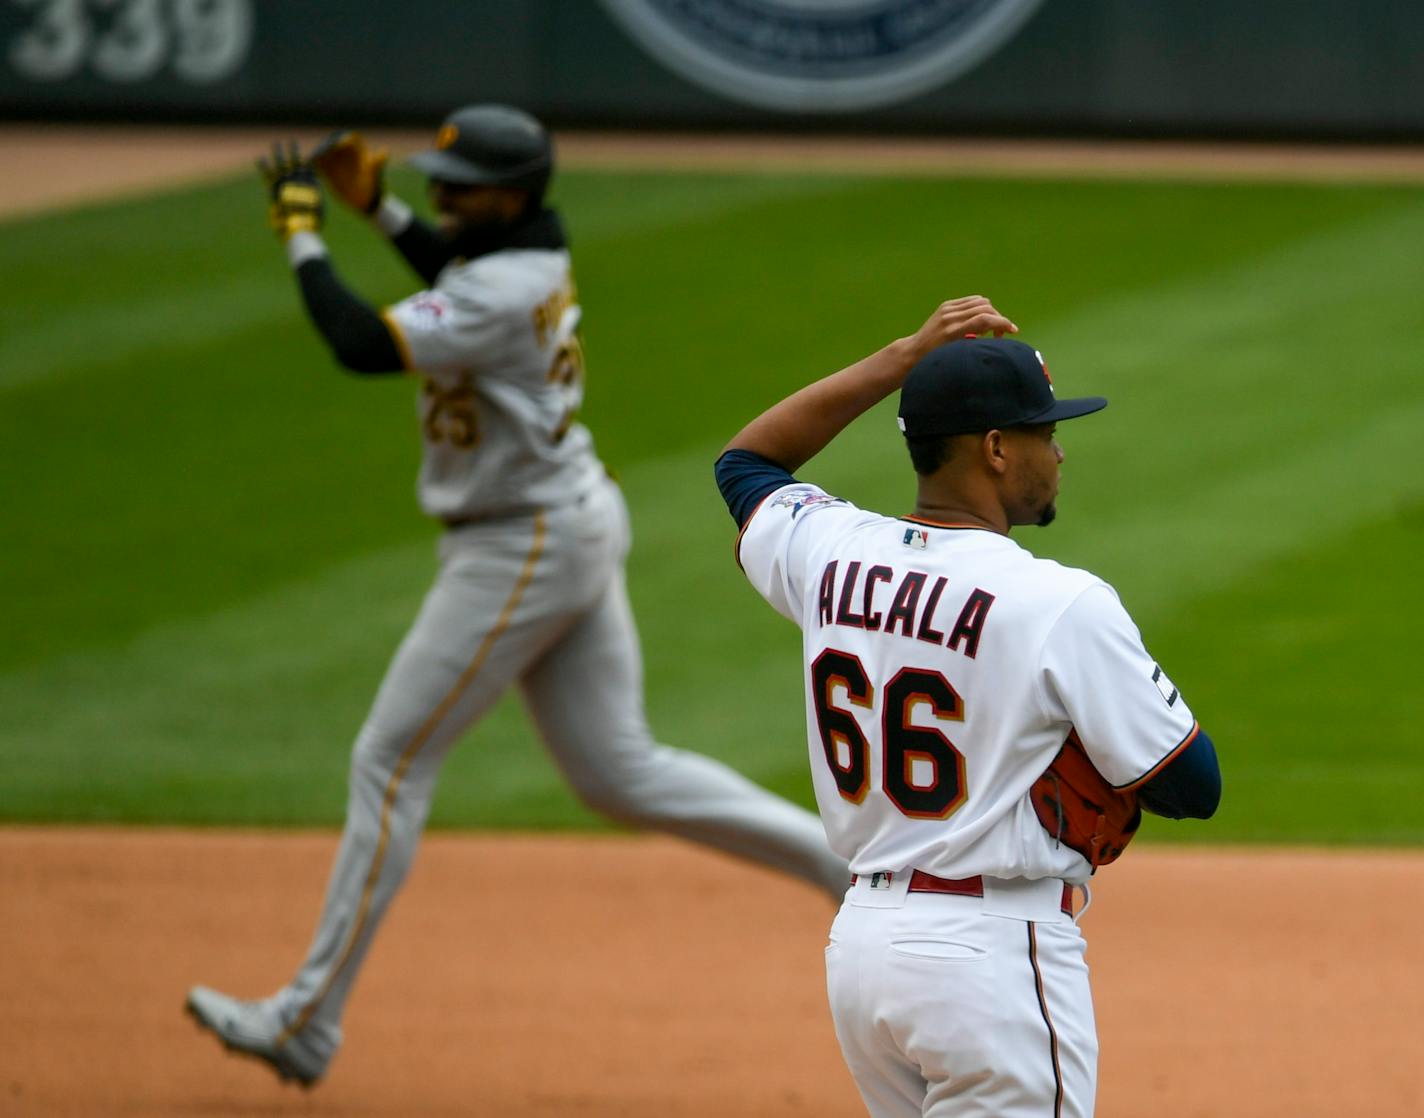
[714,449,797,529]
[294,257,405,375]
[390,216,457,286]
[1138,728,1221,820]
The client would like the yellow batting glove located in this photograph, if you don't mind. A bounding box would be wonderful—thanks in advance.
[257,141,325,242]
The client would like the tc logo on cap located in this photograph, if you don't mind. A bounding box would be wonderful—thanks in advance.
[436,124,459,150]
[1035,349,1053,387]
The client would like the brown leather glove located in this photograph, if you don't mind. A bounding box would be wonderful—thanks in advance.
[311,130,388,215]
[1030,731,1141,868]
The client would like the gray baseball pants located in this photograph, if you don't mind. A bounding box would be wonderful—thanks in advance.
[272,475,847,1056]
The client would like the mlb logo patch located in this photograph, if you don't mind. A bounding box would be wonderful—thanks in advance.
[903,528,928,550]
[868,872,894,890]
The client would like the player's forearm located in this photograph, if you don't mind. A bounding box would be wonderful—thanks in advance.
[723,337,922,472]
[724,297,1017,471]
[286,233,405,374]
[372,196,456,286]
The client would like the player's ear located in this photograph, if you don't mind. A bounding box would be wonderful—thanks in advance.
[982,429,1010,475]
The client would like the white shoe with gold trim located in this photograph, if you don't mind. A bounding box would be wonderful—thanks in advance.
[184,985,331,1087]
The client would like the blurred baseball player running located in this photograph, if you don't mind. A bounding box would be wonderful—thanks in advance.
[184,104,848,1087]
[715,296,1221,1117]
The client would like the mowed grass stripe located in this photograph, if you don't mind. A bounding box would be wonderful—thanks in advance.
[1012,197,1424,617]
[2,405,1420,839]
[0,169,850,393]
[1152,505,1424,844]
[1,169,1420,841]
[743,189,1424,618]
[576,177,1416,465]
[0,170,864,668]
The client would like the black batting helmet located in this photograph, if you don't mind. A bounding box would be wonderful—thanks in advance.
[408,104,553,200]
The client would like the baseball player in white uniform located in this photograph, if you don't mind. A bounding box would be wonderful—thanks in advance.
[184,105,849,1087]
[715,296,1221,1117]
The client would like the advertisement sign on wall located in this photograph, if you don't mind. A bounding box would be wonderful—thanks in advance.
[598,0,1044,112]
[8,0,253,86]
[1,1,1420,138]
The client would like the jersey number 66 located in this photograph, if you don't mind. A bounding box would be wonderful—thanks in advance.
[811,649,967,820]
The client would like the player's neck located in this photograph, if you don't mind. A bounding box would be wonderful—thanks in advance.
[909,503,1008,534]
[912,485,1009,535]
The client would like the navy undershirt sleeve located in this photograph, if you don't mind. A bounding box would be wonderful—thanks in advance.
[295,257,405,375]
[715,449,797,529]
[1138,729,1221,820]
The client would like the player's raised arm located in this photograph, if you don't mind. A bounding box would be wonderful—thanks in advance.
[722,296,1017,472]
[312,130,456,286]
[259,142,407,375]
[712,292,1219,1116]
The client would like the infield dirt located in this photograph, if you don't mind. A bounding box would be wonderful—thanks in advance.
[4,128,1423,1117]
[4,828,1423,1118]
[4,124,1424,220]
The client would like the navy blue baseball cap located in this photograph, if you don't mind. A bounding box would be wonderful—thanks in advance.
[897,337,1107,437]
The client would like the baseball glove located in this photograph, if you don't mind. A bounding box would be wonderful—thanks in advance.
[311,130,388,215]
[1030,731,1140,868]
[257,141,323,241]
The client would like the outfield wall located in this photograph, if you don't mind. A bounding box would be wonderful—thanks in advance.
[1,1,1421,139]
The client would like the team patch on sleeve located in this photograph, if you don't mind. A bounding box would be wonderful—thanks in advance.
[403,292,450,325]
[770,486,844,519]
[1151,664,1179,707]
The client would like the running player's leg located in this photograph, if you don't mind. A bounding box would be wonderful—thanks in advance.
[274,517,577,1053]
[519,516,849,899]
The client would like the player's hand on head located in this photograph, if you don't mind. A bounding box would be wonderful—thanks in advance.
[911,295,1018,358]
[257,140,325,241]
[312,130,388,215]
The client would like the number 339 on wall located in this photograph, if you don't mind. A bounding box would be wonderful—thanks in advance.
[7,0,253,84]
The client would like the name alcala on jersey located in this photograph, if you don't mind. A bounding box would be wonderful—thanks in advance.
[736,483,1199,885]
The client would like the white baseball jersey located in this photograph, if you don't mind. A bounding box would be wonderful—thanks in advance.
[738,482,1199,886]
[384,248,605,520]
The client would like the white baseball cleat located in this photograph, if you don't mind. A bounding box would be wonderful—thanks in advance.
[184,986,331,1088]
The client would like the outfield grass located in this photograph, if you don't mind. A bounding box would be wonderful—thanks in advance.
[1,165,1420,843]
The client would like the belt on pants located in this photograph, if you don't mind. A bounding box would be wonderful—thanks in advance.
[851,871,1075,917]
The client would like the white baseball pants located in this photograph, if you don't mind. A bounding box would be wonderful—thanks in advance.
[827,874,1096,1118]
[272,475,847,1056]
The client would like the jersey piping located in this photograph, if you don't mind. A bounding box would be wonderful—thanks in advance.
[1027,922,1065,1118]
[733,488,780,572]
[899,514,999,533]
[380,308,414,371]
[1118,721,1201,791]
